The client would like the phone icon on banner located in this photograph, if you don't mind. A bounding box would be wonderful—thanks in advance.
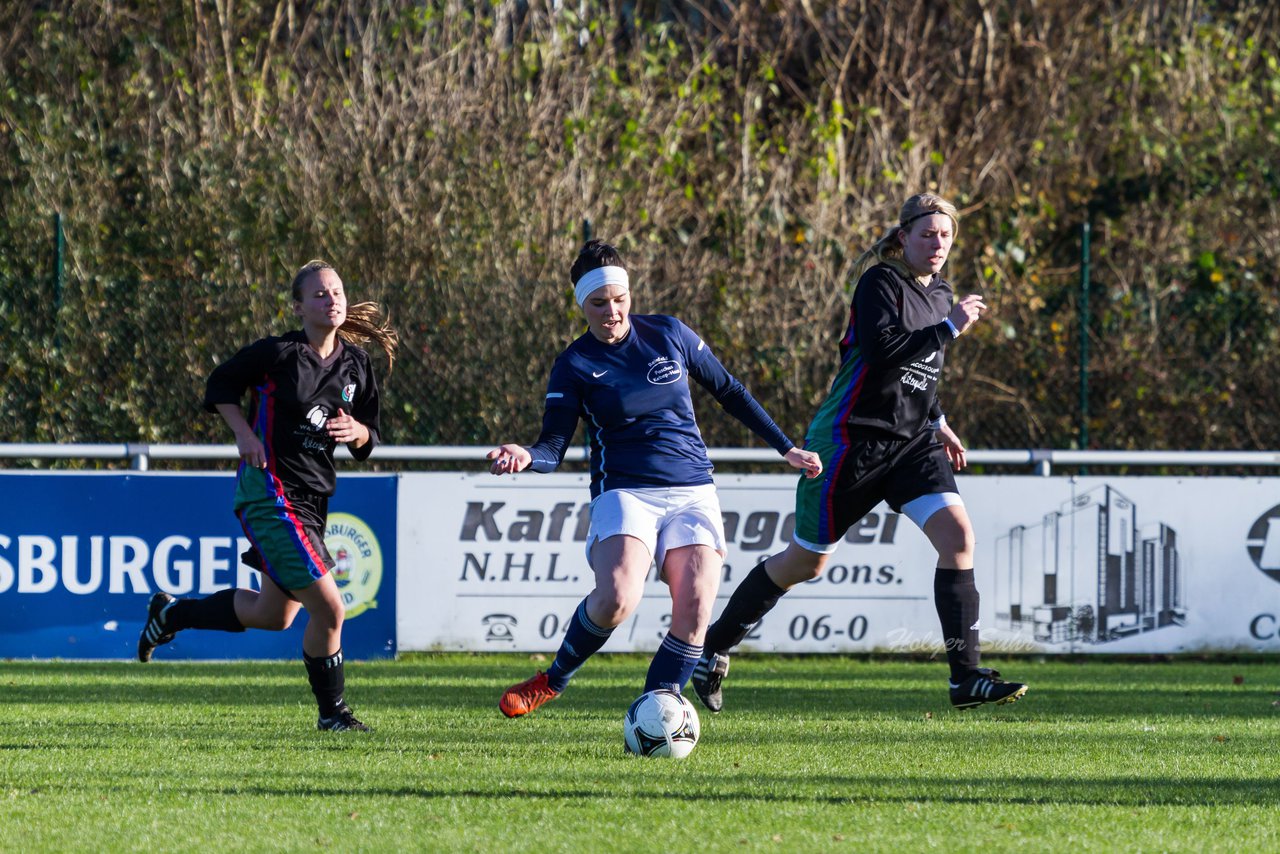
[482,614,518,643]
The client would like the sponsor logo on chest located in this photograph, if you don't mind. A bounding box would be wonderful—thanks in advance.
[647,356,682,385]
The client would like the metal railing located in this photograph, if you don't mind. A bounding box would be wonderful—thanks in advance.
[3,443,1280,475]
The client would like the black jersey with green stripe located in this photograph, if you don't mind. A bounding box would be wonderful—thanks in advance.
[806,264,952,445]
[204,331,381,497]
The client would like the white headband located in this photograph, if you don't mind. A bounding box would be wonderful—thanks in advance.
[574,265,629,306]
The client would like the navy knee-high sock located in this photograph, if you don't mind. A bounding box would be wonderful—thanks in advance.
[702,559,786,656]
[643,632,703,694]
[545,599,613,693]
[934,568,981,682]
[163,588,246,632]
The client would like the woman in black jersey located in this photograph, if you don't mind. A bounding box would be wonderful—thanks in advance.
[692,193,1028,713]
[137,260,398,732]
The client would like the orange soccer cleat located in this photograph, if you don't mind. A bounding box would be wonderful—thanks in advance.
[499,671,561,718]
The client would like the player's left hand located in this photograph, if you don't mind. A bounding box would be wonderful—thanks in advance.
[947,293,987,335]
[937,423,967,471]
[326,408,368,446]
[785,447,824,479]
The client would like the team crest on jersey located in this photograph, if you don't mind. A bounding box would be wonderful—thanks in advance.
[647,356,682,385]
[342,383,356,403]
[325,512,383,618]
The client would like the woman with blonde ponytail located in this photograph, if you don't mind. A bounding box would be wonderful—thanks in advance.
[850,193,961,283]
[136,260,397,733]
[693,193,1030,714]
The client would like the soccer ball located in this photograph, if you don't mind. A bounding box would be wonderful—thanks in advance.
[623,689,701,758]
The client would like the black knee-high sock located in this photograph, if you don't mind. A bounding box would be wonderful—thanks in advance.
[703,559,787,656]
[934,568,981,681]
[304,649,345,717]
[164,589,245,632]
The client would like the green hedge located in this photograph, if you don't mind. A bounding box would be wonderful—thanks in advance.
[1,1,1277,452]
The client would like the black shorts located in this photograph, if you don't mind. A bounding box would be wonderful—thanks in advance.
[235,489,334,593]
[794,428,957,548]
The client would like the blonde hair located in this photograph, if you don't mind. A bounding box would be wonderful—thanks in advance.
[851,193,959,283]
[291,260,400,371]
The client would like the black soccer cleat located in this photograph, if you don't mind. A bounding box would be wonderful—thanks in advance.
[137,592,177,663]
[949,667,1028,709]
[318,704,372,732]
[691,652,730,713]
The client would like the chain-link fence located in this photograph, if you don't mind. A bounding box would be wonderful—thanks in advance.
[3,238,1276,463]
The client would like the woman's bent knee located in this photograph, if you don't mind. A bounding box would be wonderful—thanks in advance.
[256,612,295,631]
[933,526,976,563]
[770,545,828,586]
[587,588,640,627]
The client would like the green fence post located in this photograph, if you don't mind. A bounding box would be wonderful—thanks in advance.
[53,211,65,310]
[1079,217,1090,451]
[53,211,65,350]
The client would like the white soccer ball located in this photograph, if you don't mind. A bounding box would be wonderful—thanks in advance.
[623,689,701,758]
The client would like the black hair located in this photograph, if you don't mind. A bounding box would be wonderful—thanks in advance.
[569,239,624,285]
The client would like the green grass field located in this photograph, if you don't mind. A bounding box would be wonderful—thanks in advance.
[2,655,1277,852]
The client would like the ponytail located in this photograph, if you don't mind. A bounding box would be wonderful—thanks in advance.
[340,302,399,372]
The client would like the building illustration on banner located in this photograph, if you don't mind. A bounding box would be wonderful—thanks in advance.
[993,485,1186,646]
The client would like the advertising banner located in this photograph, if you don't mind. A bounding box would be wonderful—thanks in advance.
[396,472,1280,654]
[0,473,397,659]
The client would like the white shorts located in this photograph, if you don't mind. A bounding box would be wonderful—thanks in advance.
[587,484,727,570]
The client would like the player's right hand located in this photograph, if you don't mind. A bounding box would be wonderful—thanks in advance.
[487,444,531,475]
[236,434,268,469]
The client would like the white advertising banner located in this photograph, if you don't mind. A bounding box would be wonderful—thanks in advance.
[396,473,1280,654]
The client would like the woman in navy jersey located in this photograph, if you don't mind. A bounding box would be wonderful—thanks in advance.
[490,239,823,717]
[691,193,1028,714]
[137,260,397,732]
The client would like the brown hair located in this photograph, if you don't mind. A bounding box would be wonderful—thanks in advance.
[291,260,399,371]
[850,193,959,284]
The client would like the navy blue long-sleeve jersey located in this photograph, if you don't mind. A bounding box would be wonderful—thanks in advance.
[525,314,794,498]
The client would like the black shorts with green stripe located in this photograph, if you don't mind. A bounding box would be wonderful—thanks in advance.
[794,428,956,549]
[235,487,334,592]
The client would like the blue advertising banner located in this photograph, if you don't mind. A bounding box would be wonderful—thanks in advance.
[0,472,397,659]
